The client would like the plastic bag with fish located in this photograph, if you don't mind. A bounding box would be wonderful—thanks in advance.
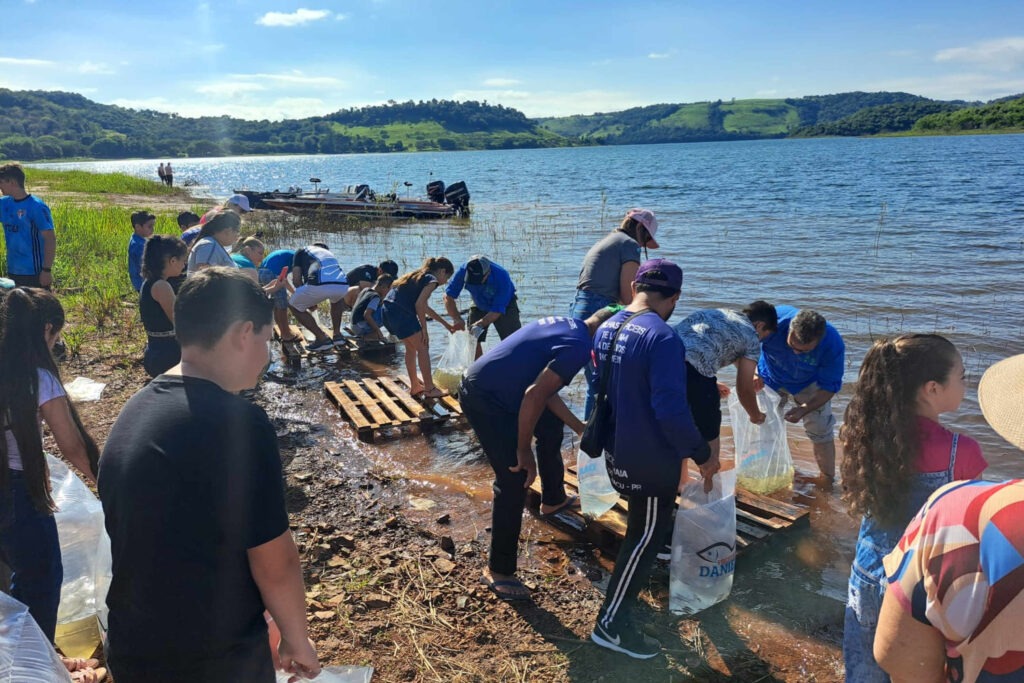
[729,386,794,494]
[669,469,737,615]
[434,330,476,395]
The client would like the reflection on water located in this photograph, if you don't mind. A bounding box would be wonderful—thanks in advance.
[51,136,1024,623]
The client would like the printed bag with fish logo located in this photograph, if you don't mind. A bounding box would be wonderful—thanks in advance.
[668,469,737,615]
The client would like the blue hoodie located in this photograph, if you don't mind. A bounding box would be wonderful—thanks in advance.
[592,309,708,498]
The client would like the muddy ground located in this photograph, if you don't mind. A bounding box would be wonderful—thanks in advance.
[57,321,844,682]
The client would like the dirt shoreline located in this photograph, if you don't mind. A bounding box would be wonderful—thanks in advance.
[49,188,844,681]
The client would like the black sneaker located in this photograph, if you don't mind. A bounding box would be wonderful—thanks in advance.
[307,338,333,352]
[591,622,661,659]
[656,543,672,562]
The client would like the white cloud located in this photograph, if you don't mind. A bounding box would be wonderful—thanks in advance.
[256,8,332,27]
[196,81,267,97]
[483,78,520,87]
[231,71,343,87]
[648,50,675,60]
[78,61,114,75]
[0,56,53,66]
[935,37,1024,71]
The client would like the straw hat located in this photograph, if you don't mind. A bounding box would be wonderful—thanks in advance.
[979,353,1024,450]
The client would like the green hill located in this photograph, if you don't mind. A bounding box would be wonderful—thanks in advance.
[0,91,570,161]
[913,96,1024,133]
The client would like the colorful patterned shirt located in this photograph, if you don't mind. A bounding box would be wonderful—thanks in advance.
[883,479,1024,683]
[672,308,762,378]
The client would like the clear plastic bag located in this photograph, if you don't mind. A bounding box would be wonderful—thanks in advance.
[0,592,73,683]
[669,469,737,616]
[728,387,795,494]
[576,449,619,518]
[277,666,374,683]
[434,330,476,394]
[49,454,112,629]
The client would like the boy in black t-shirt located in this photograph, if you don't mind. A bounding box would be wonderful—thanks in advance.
[99,267,320,683]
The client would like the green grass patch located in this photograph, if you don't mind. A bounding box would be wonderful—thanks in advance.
[721,100,799,134]
[655,103,711,130]
[25,167,186,196]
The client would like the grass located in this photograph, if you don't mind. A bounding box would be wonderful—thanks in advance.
[328,121,568,151]
[0,168,192,358]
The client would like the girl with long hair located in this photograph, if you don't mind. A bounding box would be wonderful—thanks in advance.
[0,288,100,643]
[140,235,187,377]
[186,210,241,275]
[381,257,455,398]
[840,333,987,682]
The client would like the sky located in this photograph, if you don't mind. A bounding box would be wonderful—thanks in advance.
[1,1,1023,121]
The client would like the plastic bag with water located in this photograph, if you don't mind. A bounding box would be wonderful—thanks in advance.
[276,665,374,683]
[669,469,737,616]
[728,387,795,494]
[434,330,476,394]
[0,592,73,683]
[576,449,619,518]
[49,454,112,629]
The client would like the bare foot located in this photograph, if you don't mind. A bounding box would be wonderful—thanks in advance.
[423,387,446,399]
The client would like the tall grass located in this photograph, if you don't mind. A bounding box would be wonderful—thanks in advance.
[27,168,187,196]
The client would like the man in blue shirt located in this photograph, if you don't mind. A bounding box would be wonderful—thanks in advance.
[127,211,156,292]
[0,163,56,289]
[443,256,520,357]
[589,259,717,660]
[259,248,298,342]
[460,308,617,602]
[757,305,845,482]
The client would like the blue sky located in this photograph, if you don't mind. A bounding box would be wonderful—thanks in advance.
[2,1,1022,120]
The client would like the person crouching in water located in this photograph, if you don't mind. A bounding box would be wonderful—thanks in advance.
[589,259,718,659]
[350,275,394,341]
[139,235,188,377]
[460,306,620,601]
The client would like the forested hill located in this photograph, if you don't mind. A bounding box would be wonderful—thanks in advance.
[0,91,567,161]
[535,92,981,143]
[0,89,1020,162]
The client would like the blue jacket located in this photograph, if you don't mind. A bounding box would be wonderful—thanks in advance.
[758,305,845,394]
[593,309,708,498]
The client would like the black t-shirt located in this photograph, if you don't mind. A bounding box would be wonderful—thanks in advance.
[346,264,377,287]
[98,375,289,665]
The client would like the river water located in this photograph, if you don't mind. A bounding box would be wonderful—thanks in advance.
[48,135,1024,650]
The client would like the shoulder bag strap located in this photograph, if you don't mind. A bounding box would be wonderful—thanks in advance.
[595,308,652,402]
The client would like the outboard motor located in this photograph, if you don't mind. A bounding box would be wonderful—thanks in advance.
[444,181,470,217]
[426,180,446,203]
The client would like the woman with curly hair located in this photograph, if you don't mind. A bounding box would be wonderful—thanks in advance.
[0,288,100,643]
[840,334,986,683]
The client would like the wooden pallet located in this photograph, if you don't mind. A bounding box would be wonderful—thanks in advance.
[279,325,396,367]
[527,466,809,556]
[324,376,465,442]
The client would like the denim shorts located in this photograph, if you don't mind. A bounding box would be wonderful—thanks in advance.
[257,268,288,310]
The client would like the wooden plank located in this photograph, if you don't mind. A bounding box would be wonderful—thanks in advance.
[736,506,789,531]
[324,382,372,431]
[361,378,418,425]
[343,380,393,428]
[736,489,807,523]
[377,377,430,417]
[735,519,771,540]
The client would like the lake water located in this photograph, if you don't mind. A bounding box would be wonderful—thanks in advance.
[47,136,1024,634]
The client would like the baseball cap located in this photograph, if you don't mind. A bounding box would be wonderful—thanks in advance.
[979,353,1024,450]
[625,208,660,249]
[227,194,252,213]
[131,210,156,226]
[465,255,491,285]
[634,258,682,293]
[177,211,201,228]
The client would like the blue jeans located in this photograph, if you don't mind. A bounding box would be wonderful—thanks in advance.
[0,470,63,642]
[569,289,614,418]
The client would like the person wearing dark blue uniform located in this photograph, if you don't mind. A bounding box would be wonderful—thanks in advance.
[756,305,845,482]
[444,255,521,357]
[588,259,718,659]
[460,308,617,601]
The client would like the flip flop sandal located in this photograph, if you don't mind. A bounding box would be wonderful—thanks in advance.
[423,388,447,399]
[539,494,580,519]
[479,575,531,602]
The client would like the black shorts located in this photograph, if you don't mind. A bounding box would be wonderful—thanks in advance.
[686,362,721,442]
[10,273,47,289]
[469,296,522,342]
